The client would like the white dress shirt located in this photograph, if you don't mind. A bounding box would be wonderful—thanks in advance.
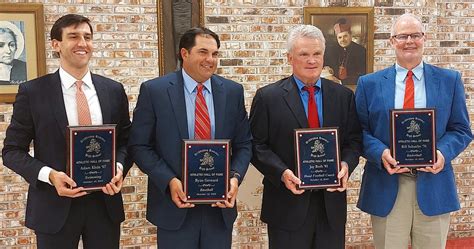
[38,68,107,185]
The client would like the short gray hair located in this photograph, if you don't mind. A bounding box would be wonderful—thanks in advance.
[287,24,326,52]
[390,13,425,36]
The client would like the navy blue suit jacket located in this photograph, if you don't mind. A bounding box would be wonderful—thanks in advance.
[2,70,132,233]
[355,63,472,217]
[128,70,252,230]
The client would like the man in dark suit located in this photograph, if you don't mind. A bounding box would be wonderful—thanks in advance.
[250,24,362,249]
[355,13,472,249]
[128,27,251,249]
[324,18,366,85]
[2,14,131,249]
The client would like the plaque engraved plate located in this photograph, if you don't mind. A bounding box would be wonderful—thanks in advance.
[294,128,341,189]
[182,140,230,203]
[67,125,116,191]
[390,109,436,167]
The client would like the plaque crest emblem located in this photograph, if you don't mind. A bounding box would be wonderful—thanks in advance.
[311,140,325,155]
[406,120,421,134]
[200,152,214,167]
[86,138,101,154]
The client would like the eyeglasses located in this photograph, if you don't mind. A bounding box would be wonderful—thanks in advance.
[391,32,424,41]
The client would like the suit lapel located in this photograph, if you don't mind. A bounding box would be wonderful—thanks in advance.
[423,63,440,109]
[283,76,307,128]
[168,71,189,139]
[321,79,336,126]
[382,66,396,111]
[92,74,111,124]
[48,71,68,138]
[211,75,226,139]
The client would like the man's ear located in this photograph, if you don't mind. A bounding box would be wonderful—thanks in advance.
[180,48,189,61]
[52,39,61,53]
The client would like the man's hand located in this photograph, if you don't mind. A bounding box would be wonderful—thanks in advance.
[102,168,124,195]
[381,149,409,175]
[169,178,194,208]
[212,177,239,208]
[281,169,305,195]
[418,150,445,174]
[49,169,87,198]
[327,162,349,192]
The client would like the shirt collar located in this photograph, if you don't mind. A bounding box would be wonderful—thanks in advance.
[59,67,93,89]
[293,75,321,93]
[182,69,212,94]
[395,61,424,81]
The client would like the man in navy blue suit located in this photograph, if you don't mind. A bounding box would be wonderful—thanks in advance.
[128,27,252,249]
[355,13,472,249]
[2,14,132,249]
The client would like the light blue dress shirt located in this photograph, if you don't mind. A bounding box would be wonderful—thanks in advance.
[183,70,215,139]
[394,62,426,109]
[294,76,324,126]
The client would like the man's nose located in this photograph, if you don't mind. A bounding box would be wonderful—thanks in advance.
[77,36,87,46]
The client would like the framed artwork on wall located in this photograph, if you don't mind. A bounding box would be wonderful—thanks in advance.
[304,7,374,89]
[0,3,46,103]
[157,0,204,76]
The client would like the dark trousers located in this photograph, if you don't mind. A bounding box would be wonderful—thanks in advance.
[157,205,232,249]
[268,191,345,249]
[35,192,120,249]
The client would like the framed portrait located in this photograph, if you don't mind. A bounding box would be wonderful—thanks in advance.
[304,7,374,89]
[0,3,46,103]
[157,0,204,76]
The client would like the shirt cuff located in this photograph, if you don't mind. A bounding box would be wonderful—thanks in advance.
[341,161,349,169]
[116,162,124,172]
[38,166,53,185]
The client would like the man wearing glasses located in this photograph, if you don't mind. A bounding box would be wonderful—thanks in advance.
[355,13,472,249]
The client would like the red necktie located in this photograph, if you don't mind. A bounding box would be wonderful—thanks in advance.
[194,84,211,139]
[303,86,320,128]
[403,70,414,109]
[76,80,92,125]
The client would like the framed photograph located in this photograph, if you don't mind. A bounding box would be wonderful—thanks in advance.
[0,3,46,103]
[304,7,374,89]
[157,0,204,76]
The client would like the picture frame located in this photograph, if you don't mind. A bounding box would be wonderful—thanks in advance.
[0,3,46,103]
[304,7,374,89]
[157,0,204,76]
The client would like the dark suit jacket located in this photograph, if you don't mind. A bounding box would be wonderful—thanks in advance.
[2,70,132,234]
[128,70,252,230]
[355,63,473,217]
[250,76,362,231]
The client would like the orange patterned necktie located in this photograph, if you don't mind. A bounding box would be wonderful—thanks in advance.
[76,80,92,125]
[403,71,414,109]
[194,84,211,139]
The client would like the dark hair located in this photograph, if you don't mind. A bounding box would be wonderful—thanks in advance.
[50,14,93,41]
[177,27,220,66]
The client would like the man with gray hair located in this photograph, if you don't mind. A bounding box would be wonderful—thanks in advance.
[355,13,472,248]
[250,24,362,249]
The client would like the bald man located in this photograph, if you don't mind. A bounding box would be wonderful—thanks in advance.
[355,13,472,249]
